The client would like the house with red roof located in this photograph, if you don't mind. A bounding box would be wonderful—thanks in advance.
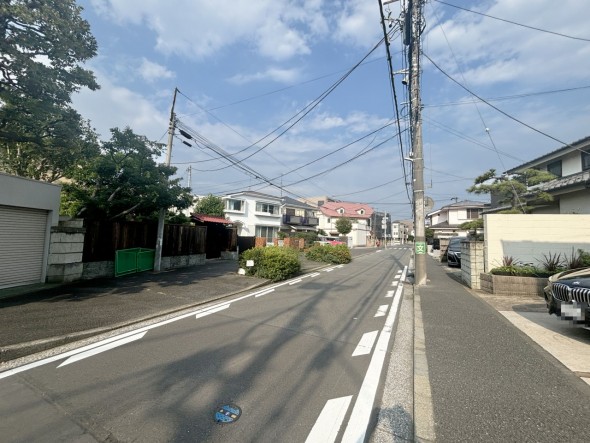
[317,201,374,247]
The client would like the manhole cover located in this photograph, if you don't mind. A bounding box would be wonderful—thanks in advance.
[215,404,241,424]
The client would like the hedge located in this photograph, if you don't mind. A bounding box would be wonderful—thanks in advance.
[305,244,351,264]
[239,246,301,282]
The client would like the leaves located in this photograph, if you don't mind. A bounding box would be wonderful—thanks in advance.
[194,194,225,217]
[335,217,352,235]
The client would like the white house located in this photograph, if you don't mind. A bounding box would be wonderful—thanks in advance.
[222,191,283,242]
[427,200,486,239]
[504,135,590,214]
[316,201,373,247]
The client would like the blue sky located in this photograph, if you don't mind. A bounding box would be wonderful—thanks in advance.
[72,0,590,220]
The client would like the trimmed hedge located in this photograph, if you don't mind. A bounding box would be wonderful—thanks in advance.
[239,246,301,282]
[305,244,351,264]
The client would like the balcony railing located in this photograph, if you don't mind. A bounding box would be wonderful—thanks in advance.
[282,215,319,226]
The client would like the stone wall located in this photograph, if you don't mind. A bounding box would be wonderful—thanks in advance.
[461,240,484,289]
[480,273,546,297]
[46,219,85,283]
[161,254,206,269]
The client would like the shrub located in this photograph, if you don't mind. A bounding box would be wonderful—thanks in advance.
[490,265,555,278]
[305,244,351,264]
[537,252,563,273]
[565,248,590,269]
[239,246,300,282]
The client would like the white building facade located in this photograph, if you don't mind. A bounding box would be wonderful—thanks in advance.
[222,191,283,242]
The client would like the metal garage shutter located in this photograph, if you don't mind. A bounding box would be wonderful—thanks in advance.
[0,205,48,288]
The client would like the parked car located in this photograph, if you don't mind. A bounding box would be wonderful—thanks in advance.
[544,267,590,328]
[446,237,463,267]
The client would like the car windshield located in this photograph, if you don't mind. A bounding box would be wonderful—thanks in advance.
[448,238,463,251]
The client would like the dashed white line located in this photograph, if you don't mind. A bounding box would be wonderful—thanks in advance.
[374,304,389,317]
[352,331,379,357]
[341,266,407,443]
[254,288,275,298]
[57,331,147,368]
[324,268,335,272]
[195,304,230,319]
[391,281,399,286]
[385,290,395,298]
[306,395,353,443]
[289,279,303,285]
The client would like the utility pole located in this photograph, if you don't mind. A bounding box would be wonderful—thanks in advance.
[154,87,178,272]
[408,0,427,285]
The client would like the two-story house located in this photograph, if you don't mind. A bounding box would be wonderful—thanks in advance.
[504,135,590,214]
[316,201,373,247]
[427,200,486,240]
[280,196,319,233]
[391,219,412,244]
[222,191,282,243]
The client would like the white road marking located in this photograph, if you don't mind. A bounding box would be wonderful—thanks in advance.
[336,265,344,268]
[352,331,379,357]
[288,279,302,285]
[57,332,147,368]
[391,281,399,286]
[374,305,389,317]
[341,266,407,443]
[324,268,335,272]
[310,272,321,278]
[306,395,353,443]
[254,288,275,298]
[396,270,402,274]
[195,304,230,319]
[385,290,395,298]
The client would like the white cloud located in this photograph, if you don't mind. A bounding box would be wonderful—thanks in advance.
[228,67,302,85]
[139,58,175,83]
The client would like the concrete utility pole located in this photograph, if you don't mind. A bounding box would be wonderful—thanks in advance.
[409,0,427,285]
[154,87,178,272]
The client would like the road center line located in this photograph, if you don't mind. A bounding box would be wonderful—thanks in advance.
[305,395,353,443]
[352,331,379,357]
[341,266,407,443]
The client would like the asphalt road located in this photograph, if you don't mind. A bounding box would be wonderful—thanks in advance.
[0,248,412,442]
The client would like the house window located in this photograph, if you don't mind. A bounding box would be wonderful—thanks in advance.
[546,160,562,178]
[285,208,296,216]
[225,199,244,212]
[256,202,279,214]
[337,208,344,214]
[582,149,590,171]
[358,209,365,215]
[255,225,278,241]
[466,208,481,219]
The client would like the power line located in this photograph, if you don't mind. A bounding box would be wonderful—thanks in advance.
[434,0,590,42]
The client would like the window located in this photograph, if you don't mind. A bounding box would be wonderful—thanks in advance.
[285,208,296,216]
[256,225,278,241]
[358,209,365,215]
[337,208,344,214]
[546,160,562,178]
[225,199,243,212]
[466,208,481,219]
[256,202,279,214]
[583,149,590,171]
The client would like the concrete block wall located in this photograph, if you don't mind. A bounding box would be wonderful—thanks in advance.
[461,240,484,289]
[46,219,85,283]
[479,273,546,297]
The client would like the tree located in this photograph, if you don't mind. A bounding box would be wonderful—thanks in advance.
[194,194,224,217]
[0,0,100,181]
[467,168,555,213]
[335,217,352,236]
[61,127,193,221]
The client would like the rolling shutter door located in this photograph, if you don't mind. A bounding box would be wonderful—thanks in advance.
[0,205,48,288]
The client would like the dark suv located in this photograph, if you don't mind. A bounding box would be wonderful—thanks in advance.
[544,267,590,328]
[446,237,463,267]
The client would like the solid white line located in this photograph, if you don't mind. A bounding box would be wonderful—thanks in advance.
[288,279,303,285]
[385,290,395,298]
[324,268,335,272]
[391,281,399,286]
[374,304,389,317]
[255,288,275,298]
[195,304,230,319]
[336,265,344,268]
[310,272,321,278]
[352,331,379,357]
[57,331,147,368]
[341,266,407,443]
[306,395,353,443]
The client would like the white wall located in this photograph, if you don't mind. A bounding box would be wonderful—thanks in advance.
[559,190,590,214]
[0,172,61,224]
[484,214,590,271]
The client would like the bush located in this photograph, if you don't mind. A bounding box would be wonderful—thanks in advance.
[490,265,555,278]
[239,246,301,282]
[305,244,351,264]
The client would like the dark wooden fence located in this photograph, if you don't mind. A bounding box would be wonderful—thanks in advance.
[237,236,256,254]
[83,221,206,262]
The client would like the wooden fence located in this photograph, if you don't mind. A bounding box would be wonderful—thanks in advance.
[83,220,206,262]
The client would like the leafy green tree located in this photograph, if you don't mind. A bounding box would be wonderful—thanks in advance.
[194,194,225,217]
[0,0,100,181]
[335,217,352,236]
[467,168,555,213]
[61,127,193,221]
